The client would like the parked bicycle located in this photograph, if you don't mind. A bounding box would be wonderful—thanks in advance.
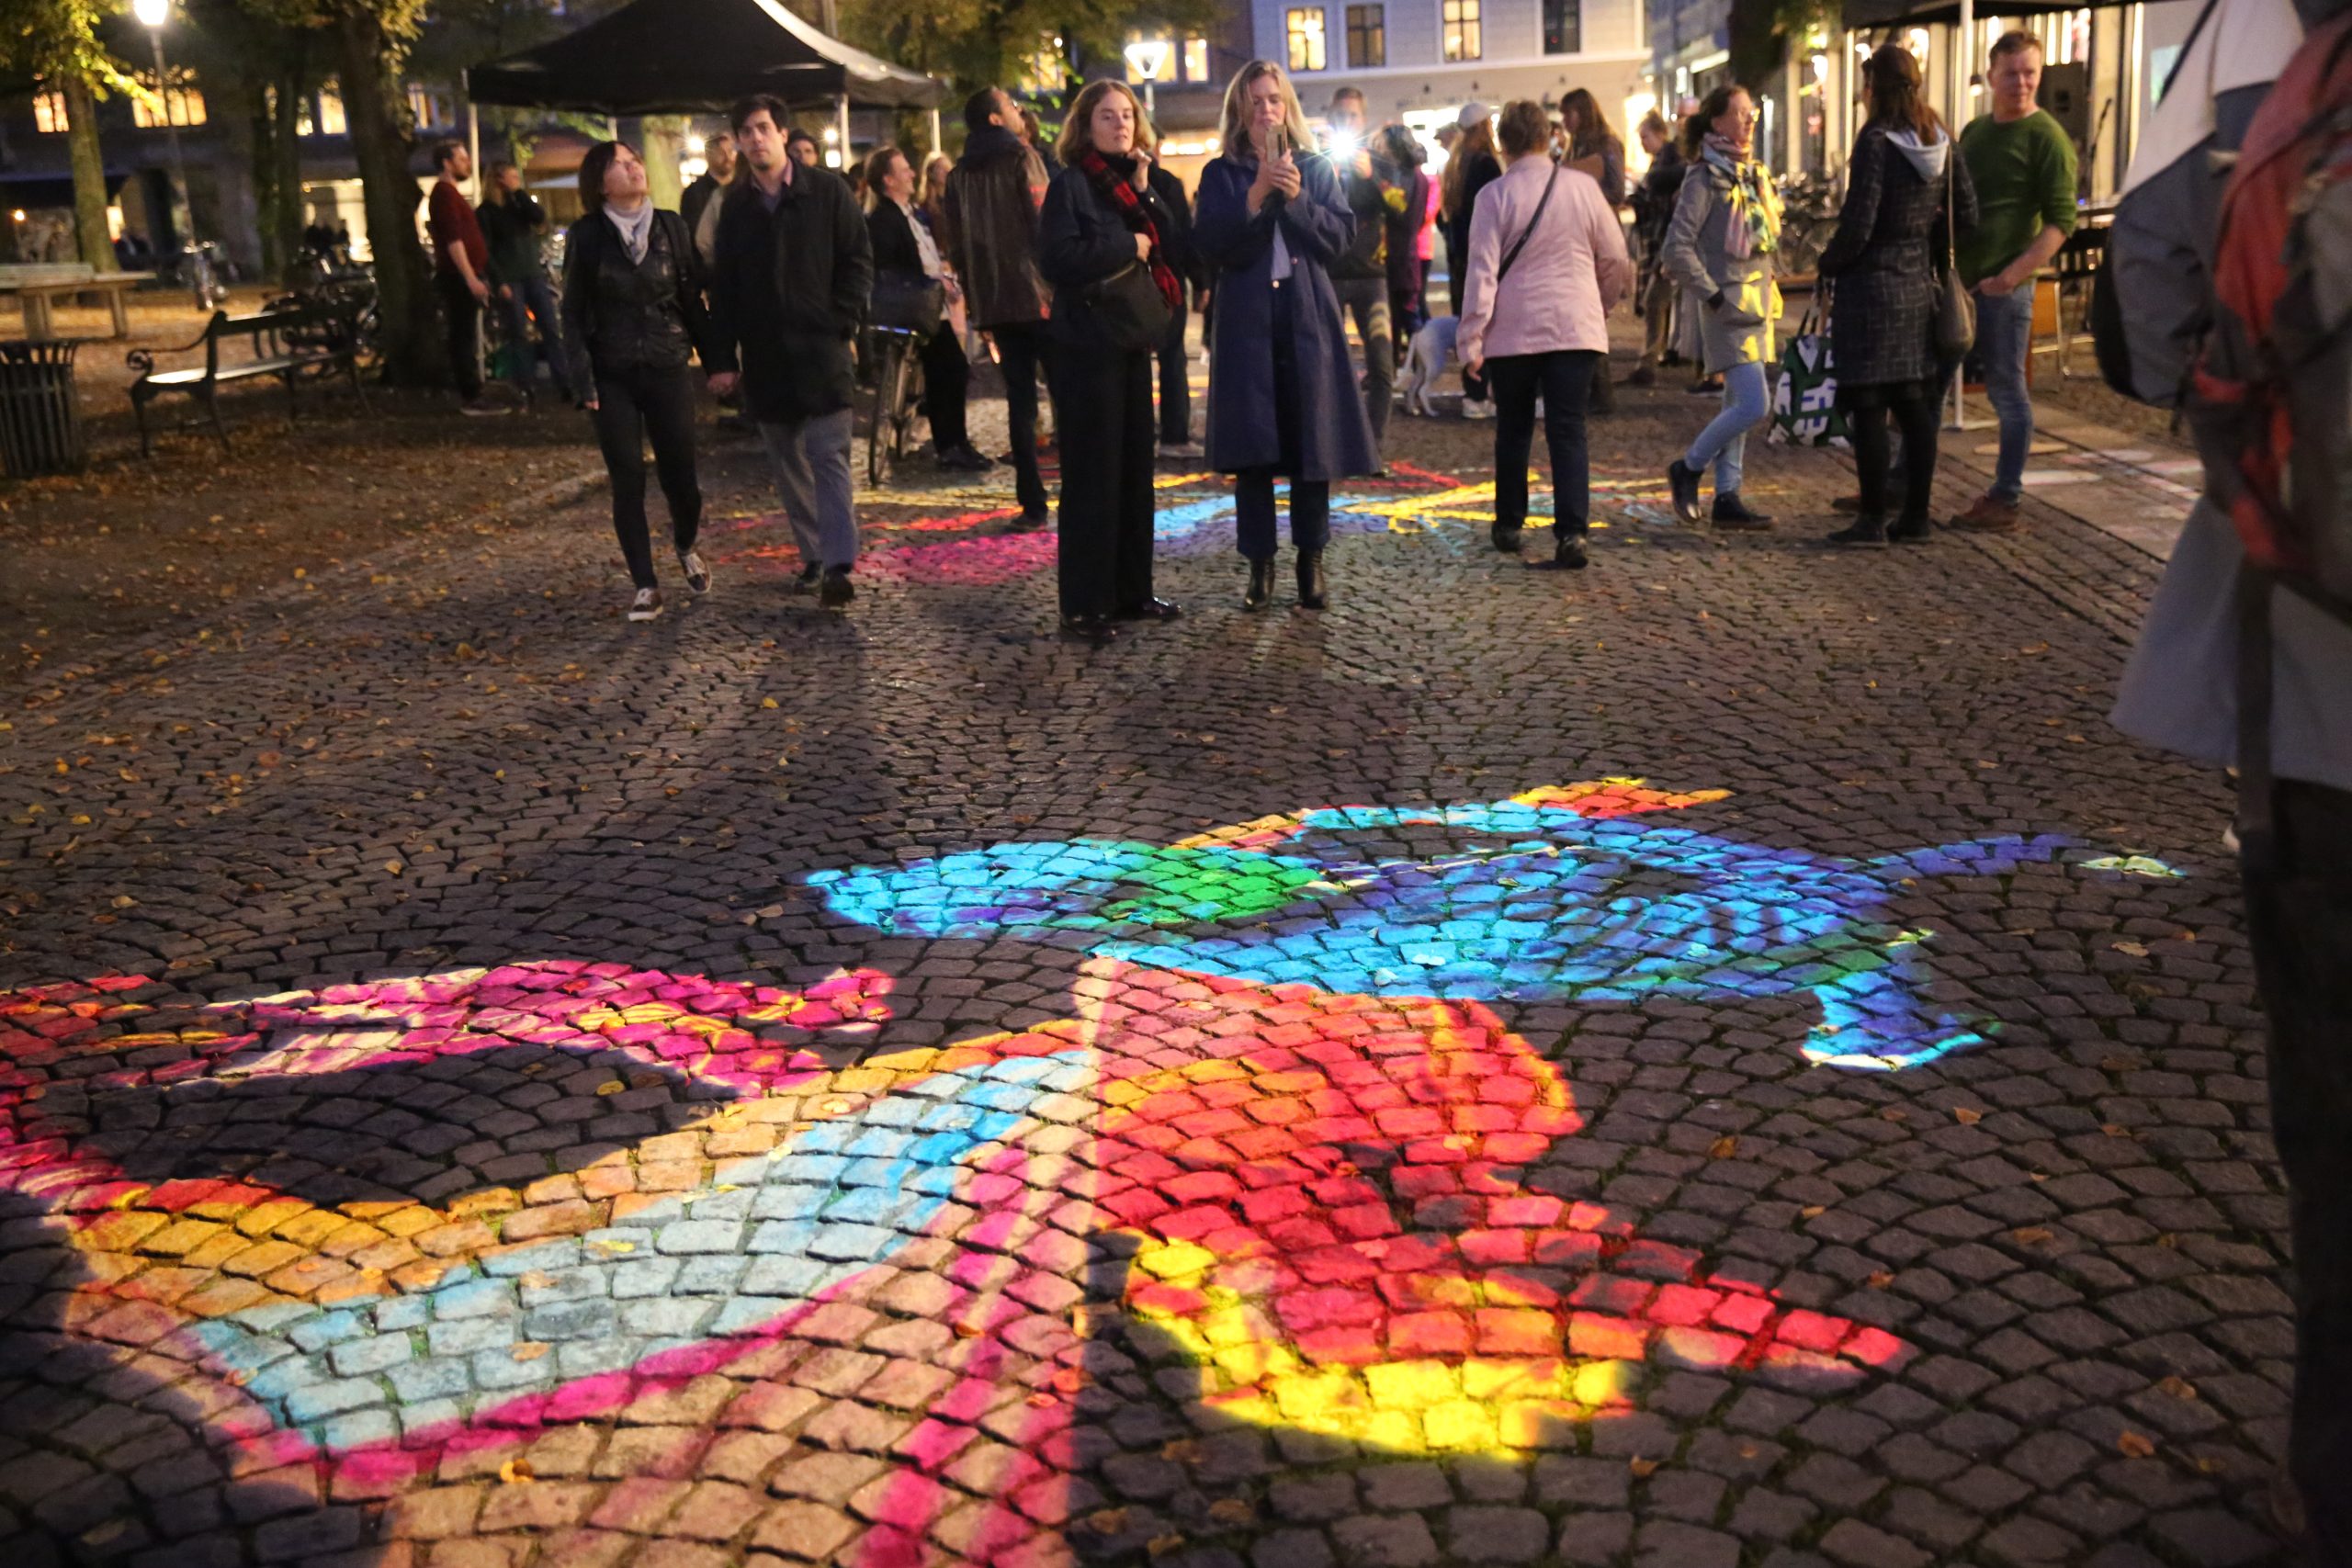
[865,324,926,487]
[1774,173,1842,282]
[163,241,232,311]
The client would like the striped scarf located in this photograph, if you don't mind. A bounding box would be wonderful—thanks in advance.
[1076,148,1182,312]
[1701,133,1781,259]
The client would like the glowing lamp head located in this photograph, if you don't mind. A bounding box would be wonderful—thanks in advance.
[1326,127,1358,159]
[1125,37,1170,83]
[133,0,170,29]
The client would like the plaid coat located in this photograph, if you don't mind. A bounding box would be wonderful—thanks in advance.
[1818,125,1979,388]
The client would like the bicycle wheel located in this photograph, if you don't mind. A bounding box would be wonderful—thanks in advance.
[867,337,901,488]
[888,345,920,466]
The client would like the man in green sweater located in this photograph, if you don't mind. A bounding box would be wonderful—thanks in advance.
[1950,31,2077,533]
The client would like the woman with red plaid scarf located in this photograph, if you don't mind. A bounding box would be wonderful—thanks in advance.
[1037,80,1187,644]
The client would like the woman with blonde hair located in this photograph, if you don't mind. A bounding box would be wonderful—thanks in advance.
[1036,78,1187,641]
[1662,82,1781,529]
[1193,59,1378,611]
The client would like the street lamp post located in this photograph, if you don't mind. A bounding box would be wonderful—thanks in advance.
[1124,38,1170,120]
[131,0,197,256]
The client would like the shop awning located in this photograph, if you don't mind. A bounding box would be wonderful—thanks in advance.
[467,0,950,114]
[1840,0,2132,27]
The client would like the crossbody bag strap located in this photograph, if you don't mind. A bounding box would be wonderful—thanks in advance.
[1496,164,1563,284]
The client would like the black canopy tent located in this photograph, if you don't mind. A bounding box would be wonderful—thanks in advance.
[1840,0,2123,28]
[466,0,950,115]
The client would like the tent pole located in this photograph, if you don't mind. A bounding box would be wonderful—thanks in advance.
[930,107,942,155]
[1948,0,1974,434]
[464,69,481,197]
[836,94,852,167]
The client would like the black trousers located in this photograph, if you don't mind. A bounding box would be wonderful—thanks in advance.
[591,360,702,590]
[920,326,971,454]
[1838,378,1940,524]
[437,271,484,400]
[1235,283,1329,560]
[2243,779,2352,1567]
[1487,349,1599,538]
[1049,344,1156,618]
[989,321,1051,515]
[1157,299,1191,446]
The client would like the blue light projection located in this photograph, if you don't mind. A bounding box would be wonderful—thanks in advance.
[809,792,2090,1072]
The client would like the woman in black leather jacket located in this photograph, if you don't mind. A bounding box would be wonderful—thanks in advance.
[560,140,715,623]
[864,144,989,471]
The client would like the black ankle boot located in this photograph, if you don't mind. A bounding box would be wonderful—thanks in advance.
[1491,522,1523,554]
[1667,457,1702,524]
[1887,514,1934,544]
[1243,558,1276,611]
[1827,514,1890,548]
[1295,549,1327,610]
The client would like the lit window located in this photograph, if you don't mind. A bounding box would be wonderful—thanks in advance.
[1442,0,1482,61]
[131,72,207,129]
[1182,34,1210,82]
[1286,7,1327,72]
[1020,35,1066,94]
[32,88,69,134]
[1346,5,1385,67]
[315,82,346,137]
[406,84,454,130]
[1542,0,1579,54]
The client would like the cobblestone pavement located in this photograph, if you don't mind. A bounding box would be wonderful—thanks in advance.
[0,370,2295,1568]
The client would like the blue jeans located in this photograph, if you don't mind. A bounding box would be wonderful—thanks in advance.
[1684,359,1770,494]
[502,275,571,392]
[1974,287,2034,502]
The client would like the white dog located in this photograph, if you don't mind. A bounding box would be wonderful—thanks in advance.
[1396,315,1462,417]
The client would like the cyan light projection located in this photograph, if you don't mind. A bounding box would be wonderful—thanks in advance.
[810,786,2087,1071]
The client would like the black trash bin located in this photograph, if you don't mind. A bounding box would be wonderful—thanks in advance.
[0,338,85,479]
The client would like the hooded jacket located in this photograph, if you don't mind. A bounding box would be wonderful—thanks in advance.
[940,124,1051,329]
[1816,122,1977,388]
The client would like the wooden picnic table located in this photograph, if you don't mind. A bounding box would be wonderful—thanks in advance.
[0,263,141,342]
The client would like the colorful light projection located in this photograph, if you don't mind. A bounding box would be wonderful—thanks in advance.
[0,798,2177,1552]
[811,781,2078,1072]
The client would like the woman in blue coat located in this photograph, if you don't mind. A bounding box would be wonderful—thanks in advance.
[1195,60,1380,612]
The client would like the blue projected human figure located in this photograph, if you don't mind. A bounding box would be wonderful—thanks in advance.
[808,784,2120,1072]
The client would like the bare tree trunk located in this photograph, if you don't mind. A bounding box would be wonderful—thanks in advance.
[336,7,437,385]
[270,56,307,278]
[63,76,119,274]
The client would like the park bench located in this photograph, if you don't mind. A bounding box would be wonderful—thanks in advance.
[127,302,371,457]
[0,262,140,341]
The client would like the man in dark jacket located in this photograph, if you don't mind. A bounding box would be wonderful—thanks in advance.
[705,95,874,609]
[1145,159,1207,453]
[1325,86,1403,453]
[680,131,736,269]
[941,87,1054,525]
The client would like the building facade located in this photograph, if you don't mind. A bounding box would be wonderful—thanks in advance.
[1239,0,1654,145]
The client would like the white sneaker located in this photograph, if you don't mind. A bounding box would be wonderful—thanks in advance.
[628,587,663,621]
[679,549,711,594]
[1461,398,1495,421]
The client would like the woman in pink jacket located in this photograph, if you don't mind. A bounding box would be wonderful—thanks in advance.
[1458,99,1632,570]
